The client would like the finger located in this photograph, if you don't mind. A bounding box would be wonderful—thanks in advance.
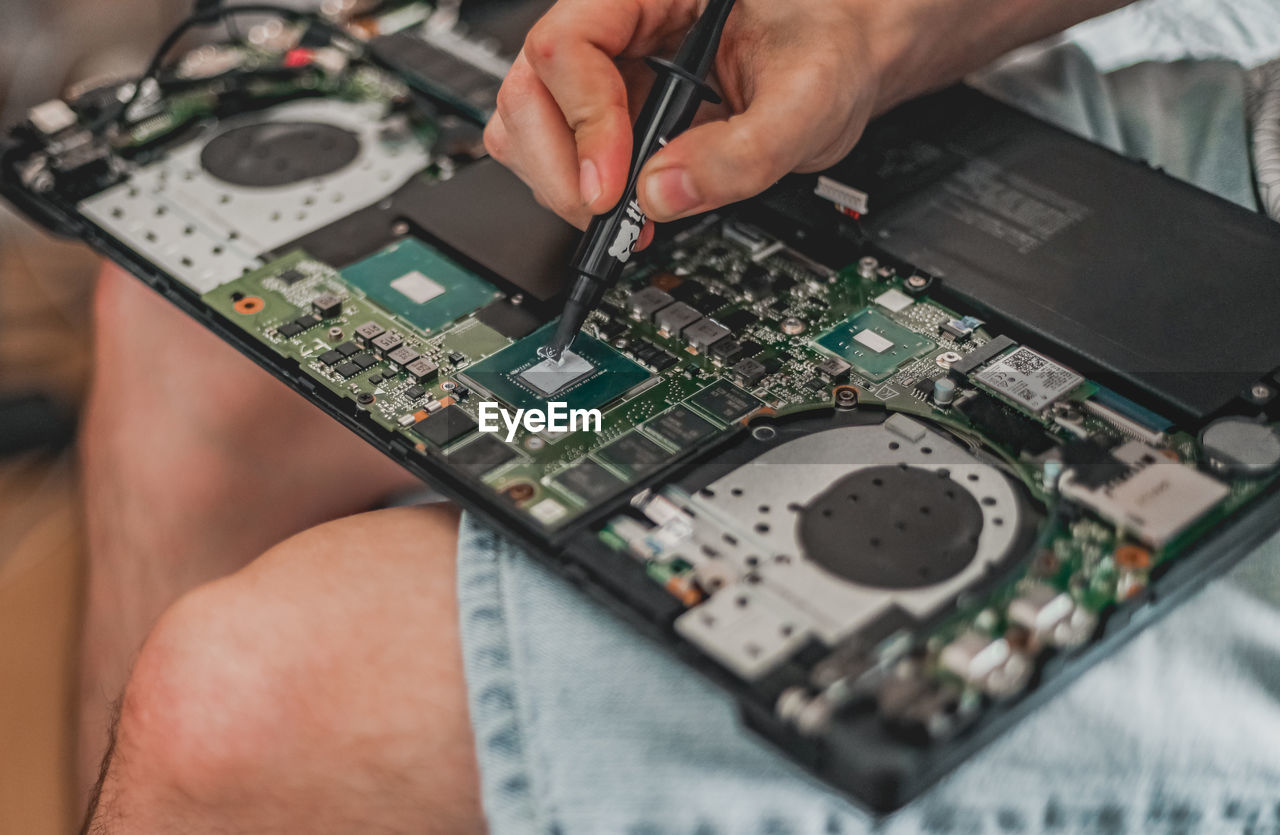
[482,113,517,173]
[493,53,593,227]
[523,0,697,213]
[637,65,861,222]
[636,220,656,251]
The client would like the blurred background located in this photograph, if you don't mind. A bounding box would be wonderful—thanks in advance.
[0,0,1277,832]
[1,2,182,832]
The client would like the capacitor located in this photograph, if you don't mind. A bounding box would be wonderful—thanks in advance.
[1042,458,1064,491]
[1007,583,1096,649]
[932,377,957,406]
[857,256,879,279]
[939,631,1031,700]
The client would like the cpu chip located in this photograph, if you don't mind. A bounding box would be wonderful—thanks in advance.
[519,351,595,396]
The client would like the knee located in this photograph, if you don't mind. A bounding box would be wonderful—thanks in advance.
[109,580,294,809]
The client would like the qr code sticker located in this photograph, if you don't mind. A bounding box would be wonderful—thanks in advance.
[974,346,1083,412]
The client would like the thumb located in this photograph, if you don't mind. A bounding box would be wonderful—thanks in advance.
[637,69,853,222]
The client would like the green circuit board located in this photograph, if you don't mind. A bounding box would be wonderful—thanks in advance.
[204,216,1274,535]
[204,212,1277,726]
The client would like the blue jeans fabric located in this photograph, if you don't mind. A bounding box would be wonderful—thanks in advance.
[456,26,1280,835]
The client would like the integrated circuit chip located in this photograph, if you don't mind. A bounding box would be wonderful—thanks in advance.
[462,322,650,411]
[554,459,627,502]
[447,434,518,477]
[410,404,477,447]
[519,350,595,396]
[342,238,496,333]
[688,380,764,424]
[646,405,717,449]
[814,308,935,381]
[596,432,671,477]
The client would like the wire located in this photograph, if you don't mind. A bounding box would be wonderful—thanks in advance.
[93,3,364,134]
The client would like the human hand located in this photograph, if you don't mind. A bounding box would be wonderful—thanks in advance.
[483,0,882,236]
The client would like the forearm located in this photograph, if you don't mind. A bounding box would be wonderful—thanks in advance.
[858,0,1135,113]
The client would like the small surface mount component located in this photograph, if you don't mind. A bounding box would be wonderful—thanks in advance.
[1060,440,1230,547]
[628,286,674,320]
[710,339,745,364]
[684,318,731,352]
[354,321,386,344]
[939,315,984,341]
[311,292,344,319]
[405,358,439,381]
[814,308,934,382]
[816,357,852,382]
[973,345,1084,412]
[387,346,420,367]
[654,302,702,336]
[732,358,768,387]
[371,331,404,354]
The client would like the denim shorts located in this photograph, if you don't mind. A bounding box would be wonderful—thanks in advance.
[456,10,1280,832]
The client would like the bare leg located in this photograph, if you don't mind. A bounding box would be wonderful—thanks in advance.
[85,505,483,834]
[78,266,420,804]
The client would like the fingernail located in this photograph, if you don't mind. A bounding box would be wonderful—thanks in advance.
[644,168,700,219]
[579,158,602,206]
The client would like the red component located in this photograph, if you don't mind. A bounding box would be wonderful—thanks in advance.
[283,48,314,68]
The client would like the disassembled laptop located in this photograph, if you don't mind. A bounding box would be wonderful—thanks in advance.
[4,1,1279,810]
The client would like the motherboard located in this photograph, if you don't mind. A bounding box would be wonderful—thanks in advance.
[200,206,1278,733]
[3,0,1280,810]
